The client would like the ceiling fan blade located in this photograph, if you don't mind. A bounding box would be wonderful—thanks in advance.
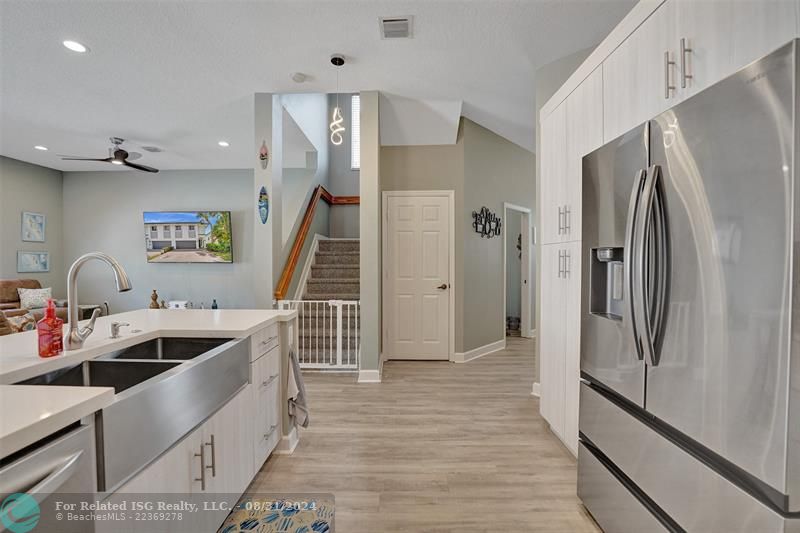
[60,156,113,162]
[123,160,159,173]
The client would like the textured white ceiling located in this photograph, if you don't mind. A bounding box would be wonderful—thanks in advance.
[0,0,634,171]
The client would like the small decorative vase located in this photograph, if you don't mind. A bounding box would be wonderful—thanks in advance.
[149,289,161,309]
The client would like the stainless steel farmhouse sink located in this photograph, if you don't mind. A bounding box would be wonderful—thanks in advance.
[21,359,182,392]
[101,337,232,360]
[19,336,249,491]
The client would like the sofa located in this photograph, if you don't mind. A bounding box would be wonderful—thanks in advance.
[0,279,69,322]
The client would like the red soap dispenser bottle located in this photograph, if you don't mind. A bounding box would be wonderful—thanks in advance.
[37,299,64,357]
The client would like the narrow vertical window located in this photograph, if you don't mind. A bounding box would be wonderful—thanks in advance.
[351,94,360,170]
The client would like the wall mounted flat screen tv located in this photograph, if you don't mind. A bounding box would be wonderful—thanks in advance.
[144,211,233,263]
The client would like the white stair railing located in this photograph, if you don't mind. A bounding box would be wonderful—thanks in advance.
[277,300,360,370]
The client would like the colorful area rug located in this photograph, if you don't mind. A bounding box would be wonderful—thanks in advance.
[219,496,334,533]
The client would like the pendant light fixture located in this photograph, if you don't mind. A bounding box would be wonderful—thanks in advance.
[329,54,346,146]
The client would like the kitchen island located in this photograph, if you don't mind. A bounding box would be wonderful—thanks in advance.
[0,308,298,532]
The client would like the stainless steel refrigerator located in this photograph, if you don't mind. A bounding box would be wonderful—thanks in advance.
[578,40,800,532]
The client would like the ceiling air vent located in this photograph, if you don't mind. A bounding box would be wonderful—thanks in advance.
[379,16,413,39]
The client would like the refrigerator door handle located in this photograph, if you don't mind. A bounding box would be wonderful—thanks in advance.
[635,165,669,367]
[624,168,647,361]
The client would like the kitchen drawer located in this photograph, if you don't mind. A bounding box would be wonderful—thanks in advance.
[252,345,280,389]
[579,383,788,531]
[254,377,280,467]
[251,323,280,361]
[578,442,668,533]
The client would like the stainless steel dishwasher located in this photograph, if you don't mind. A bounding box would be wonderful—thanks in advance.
[0,423,96,533]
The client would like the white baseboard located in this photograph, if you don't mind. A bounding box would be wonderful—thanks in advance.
[453,339,506,363]
[531,382,541,397]
[358,369,382,383]
[274,426,299,455]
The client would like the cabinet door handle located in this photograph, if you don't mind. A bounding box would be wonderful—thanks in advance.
[680,38,693,88]
[263,424,278,441]
[194,445,206,491]
[557,250,564,278]
[564,206,571,234]
[557,206,564,235]
[565,251,571,278]
[205,434,216,478]
[260,335,278,346]
[664,51,676,99]
[260,373,279,389]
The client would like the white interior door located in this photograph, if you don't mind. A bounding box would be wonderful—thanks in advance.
[384,193,452,360]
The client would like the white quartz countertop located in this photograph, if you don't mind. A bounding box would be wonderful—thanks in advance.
[0,309,295,459]
[0,309,296,384]
[0,385,115,457]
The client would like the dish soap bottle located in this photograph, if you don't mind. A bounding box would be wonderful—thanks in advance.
[211,299,219,310]
[37,299,64,358]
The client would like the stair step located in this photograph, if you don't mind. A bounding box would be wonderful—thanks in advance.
[311,266,359,279]
[314,253,359,266]
[303,293,361,301]
[319,239,360,253]
[297,308,360,320]
[306,280,359,294]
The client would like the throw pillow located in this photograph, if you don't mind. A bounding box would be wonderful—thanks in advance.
[7,312,37,333]
[18,287,52,309]
[0,313,12,336]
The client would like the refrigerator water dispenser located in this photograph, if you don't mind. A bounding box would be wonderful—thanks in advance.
[590,247,624,320]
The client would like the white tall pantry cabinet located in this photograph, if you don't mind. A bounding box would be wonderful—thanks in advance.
[539,67,603,456]
[537,0,800,456]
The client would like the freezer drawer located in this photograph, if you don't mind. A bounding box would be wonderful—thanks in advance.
[578,442,669,533]
[580,382,797,532]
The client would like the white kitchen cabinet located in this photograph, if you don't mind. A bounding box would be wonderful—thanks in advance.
[198,386,255,529]
[602,0,678,142]
[205,386,254,492]
[539,103,567,245]
[100,425,206,533]
[561,241,582,456]
[677,0,797,100]
[565,66,604,243]
[252,346,282,469]
[539,242,582,454]
[539,243,565,438]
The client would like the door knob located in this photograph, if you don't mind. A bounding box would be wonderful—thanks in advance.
[436,283,449,290]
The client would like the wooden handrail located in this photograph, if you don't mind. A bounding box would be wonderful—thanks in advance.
[274,185,360,300]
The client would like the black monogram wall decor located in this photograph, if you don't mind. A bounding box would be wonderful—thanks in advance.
[472,206,502,238]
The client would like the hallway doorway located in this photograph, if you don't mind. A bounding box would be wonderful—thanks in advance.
[503,203,534,339]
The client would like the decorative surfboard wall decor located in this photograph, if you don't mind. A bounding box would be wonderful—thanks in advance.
[259,141,270,170]
[258,186,269,224]
[472,206,501,238]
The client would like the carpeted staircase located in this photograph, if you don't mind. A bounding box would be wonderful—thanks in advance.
[297,239,360,368]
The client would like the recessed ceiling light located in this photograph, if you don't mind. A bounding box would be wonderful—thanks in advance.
[63,40,88,53]
[218,141,230,147]
[34,145,48,151]
[111,160,124,165]
[291,72,308,83]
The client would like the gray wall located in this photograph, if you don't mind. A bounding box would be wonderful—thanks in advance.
[359,91,381,372]
[380,123,465,351]
[0,156,66,296]
[462,119,535,352]
[506,210,522,319]
[328,93,360,196]
[328,93,361,239]
[379,118,535,354]
[62,169,254,312]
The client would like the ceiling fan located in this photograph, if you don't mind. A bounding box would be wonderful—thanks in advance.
[60,137,159,173]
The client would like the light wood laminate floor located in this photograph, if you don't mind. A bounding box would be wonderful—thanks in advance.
[249,337,599,532]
